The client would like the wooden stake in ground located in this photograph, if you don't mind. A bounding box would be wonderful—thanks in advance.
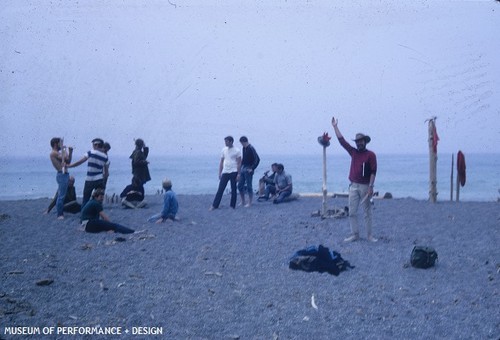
[60,137,67,174]
[450,153,454,201]
[317,133,332,217]
[427,117,439,203]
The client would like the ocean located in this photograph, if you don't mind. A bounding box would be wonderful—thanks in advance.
[0,153,498,202]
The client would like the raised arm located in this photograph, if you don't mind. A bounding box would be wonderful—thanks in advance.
[331,116,343,139]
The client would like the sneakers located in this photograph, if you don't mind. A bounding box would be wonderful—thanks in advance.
[343,234,359,242]
[367,235,378,242]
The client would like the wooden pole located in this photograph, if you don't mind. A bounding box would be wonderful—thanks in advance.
[456,166,460,202]
[61,137,67,174]
[450,154,454,201]
[322,145,328,216]
[428,119,438,203]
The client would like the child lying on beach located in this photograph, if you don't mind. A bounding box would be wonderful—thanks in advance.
[81,188,135,234]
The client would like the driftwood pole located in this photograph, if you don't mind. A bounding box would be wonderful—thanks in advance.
[61,137,67,174]
[322,144,328,216]
[427,117,438,203]
[317,132,332,217]
[450,154,454,201]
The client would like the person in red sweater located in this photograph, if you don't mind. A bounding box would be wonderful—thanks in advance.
[332,117,378,243]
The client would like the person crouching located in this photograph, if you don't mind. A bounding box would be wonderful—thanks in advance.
[120,176,147,209]
[148,178,179,223]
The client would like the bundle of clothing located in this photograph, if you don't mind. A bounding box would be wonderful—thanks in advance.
[289,245,354,276]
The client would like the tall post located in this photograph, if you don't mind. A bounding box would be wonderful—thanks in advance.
[450,154,454,201]
[428,118,438,203]
[317,132,331,217]
[61,137,67,174]
[322,145,328,216]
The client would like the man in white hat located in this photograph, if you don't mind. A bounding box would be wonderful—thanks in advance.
[331,117,378,242]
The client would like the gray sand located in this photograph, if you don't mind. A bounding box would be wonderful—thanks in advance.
[1,195,499,339]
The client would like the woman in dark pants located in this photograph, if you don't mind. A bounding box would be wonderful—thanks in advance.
[81,188,134,234]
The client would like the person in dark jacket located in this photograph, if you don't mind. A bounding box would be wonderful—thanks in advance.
[120,176,147,209]
[237,136,260,207]
[130,138,151,184]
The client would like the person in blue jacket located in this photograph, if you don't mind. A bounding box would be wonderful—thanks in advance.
[148,178,178,223]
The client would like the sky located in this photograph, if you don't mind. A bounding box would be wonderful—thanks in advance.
[1,0,499,158]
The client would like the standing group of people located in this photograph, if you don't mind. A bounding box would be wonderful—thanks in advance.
[209,117,378,243]
[209,136,261,210]
[48,137,179,234]
[208,135,293,210]
[48,116,378,242]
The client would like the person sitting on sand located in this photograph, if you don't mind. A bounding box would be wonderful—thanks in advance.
[120,176,147,209]
[81,188,135,234]
[273,163,293,204]
[148,178,178,223]
[258,163,278,201]
[45,176,81,214]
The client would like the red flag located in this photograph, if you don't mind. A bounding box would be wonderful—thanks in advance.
[432,122,439,153]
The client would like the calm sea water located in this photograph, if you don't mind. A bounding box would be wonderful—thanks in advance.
[0,153,498,202]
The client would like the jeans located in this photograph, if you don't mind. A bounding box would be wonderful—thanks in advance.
[85,219,134,234]
[212,172,238,208]
[149,213,176,222]
[56,172,69,217]
[348,182,373,236]
[237,166,254,195]
[274,190,292,204]
[261,184,276,199]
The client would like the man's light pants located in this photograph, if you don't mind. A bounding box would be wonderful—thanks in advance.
[348,182,373,236]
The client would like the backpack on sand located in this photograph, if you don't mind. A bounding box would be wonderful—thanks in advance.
[289,245,354,276]
[410,246,438,269]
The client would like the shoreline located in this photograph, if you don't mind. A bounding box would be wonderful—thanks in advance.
[0,191,499,203]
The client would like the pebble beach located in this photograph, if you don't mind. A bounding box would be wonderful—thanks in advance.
[1,195,499,339]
